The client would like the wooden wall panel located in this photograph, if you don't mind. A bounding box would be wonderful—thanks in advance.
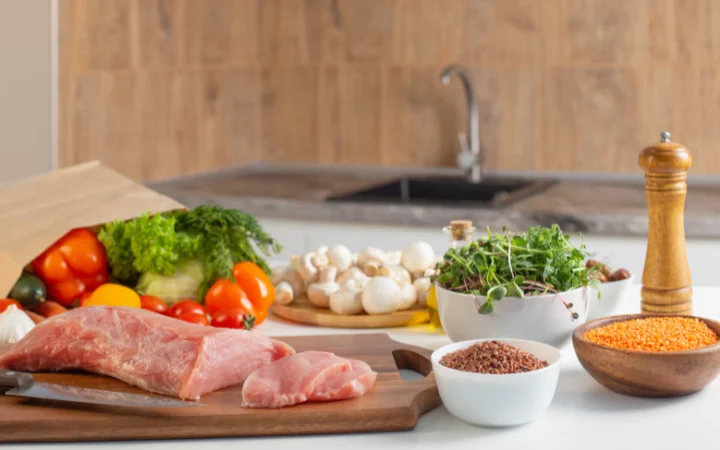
[59,0,720,182]
[135,0,183,68]
[261,67,318,162]
[465,0,545,66]
[318,67,383,164]
[551,0,645,66]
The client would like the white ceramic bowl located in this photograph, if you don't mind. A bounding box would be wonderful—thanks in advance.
[436,284,590,348]
[586,272,635,321]
[431,338,561,427]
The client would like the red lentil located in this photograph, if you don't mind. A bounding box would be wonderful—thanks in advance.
[583,316,719,352]
[439,341,548,374]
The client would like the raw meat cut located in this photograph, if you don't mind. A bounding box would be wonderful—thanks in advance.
[0,306,295,400]
[241,351,351,408]
[308,359,377,402]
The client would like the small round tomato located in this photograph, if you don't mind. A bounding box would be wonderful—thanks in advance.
[232,262,275,311]
[204,279,250,316]
[140,295,169,315]
[168,300,206,319]
[177,311,209,326]
[211,308,255,330]
[0,299,22,313]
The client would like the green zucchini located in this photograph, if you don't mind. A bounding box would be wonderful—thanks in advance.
[9,273,47,308]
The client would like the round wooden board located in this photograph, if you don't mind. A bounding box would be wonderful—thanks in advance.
[270,295,430,329]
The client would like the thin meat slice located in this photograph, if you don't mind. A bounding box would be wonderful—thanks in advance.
[0,307,295,400]
[241,351,351,408]
[309,359,377,401]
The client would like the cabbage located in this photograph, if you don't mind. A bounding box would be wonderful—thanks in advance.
[135,259,204,305]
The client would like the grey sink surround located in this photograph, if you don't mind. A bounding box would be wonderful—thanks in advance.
[149,163,720,239]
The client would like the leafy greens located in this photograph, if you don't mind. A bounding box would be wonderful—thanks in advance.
[430,224,601,319]
[98,205,282,300]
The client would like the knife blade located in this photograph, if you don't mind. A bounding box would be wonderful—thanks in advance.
[1,369,202,408]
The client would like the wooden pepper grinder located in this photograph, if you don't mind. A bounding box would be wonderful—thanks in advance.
[638,131,693,315]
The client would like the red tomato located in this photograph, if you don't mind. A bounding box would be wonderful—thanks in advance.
[211,308,255,330]
[204,279,250,316]
[0,299,22,313]
[169,300,206,319]
[177,311,209,326]
[140,295,169,315]
[232,262,275,311]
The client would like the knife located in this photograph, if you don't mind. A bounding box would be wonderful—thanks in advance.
[0,369,202,408]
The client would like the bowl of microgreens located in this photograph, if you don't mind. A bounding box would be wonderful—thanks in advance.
[430,224,602,348]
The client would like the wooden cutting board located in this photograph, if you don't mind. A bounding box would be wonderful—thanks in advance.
[0,333,441,443]
[271,295,431,328]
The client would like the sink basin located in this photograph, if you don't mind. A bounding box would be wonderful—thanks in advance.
[327,176,557,208]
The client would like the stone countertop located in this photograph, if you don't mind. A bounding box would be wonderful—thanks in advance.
[149,163,720,238]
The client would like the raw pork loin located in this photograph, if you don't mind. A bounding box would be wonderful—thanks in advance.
[0,307,295,400]
[309,359,377,402]
[242,351,378,408]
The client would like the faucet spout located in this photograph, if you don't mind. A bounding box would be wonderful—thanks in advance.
[440,64,483,183]
[441,65,480,155]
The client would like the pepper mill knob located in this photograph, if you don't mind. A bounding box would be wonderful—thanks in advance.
[638,131,693,315]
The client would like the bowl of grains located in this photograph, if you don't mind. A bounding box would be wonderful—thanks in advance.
[573,314,720,398]
[431,339,561,427]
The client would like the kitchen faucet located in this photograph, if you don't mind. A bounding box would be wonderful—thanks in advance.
[440,64,482,183]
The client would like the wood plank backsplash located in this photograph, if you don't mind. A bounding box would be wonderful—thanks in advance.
[59,0,720,182]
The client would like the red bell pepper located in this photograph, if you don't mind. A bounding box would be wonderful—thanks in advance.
[31,228,108,307]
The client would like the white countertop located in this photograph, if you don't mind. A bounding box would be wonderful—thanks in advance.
[8,285,720,450]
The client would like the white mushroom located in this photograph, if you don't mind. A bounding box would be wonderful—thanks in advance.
[397,283,418,310]
[312,246,329,268]
[329,280,364,315]
[294,252,319,283]
[274,281,295,305]
[271,263,305,295]
[271,265,291,285]
[378,265,412,286]
[357,247,388,276]
[336,266,370,287]
[413,277,432,306]
[361,277,402,315]
[327,244,353,272]
[306,266,340,308]
[401,242,436,278]
[386,250,402,266]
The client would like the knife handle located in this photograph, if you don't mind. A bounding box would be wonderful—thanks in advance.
[0,369,35,388]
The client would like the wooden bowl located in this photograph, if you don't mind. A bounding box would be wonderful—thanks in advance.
[572,314,720,398]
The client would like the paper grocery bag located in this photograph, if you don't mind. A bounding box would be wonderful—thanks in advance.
[0,161,185,296]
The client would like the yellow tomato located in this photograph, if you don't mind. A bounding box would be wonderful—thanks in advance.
[84,284,141,308]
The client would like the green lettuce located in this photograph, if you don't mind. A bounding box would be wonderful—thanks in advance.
[135,259,204,305]
[97,206,281,301]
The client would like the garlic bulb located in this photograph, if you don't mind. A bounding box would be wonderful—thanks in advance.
[0,305,35,344]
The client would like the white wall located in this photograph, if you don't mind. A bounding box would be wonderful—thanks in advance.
[258,218,720,287]
[0,0,54,184]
